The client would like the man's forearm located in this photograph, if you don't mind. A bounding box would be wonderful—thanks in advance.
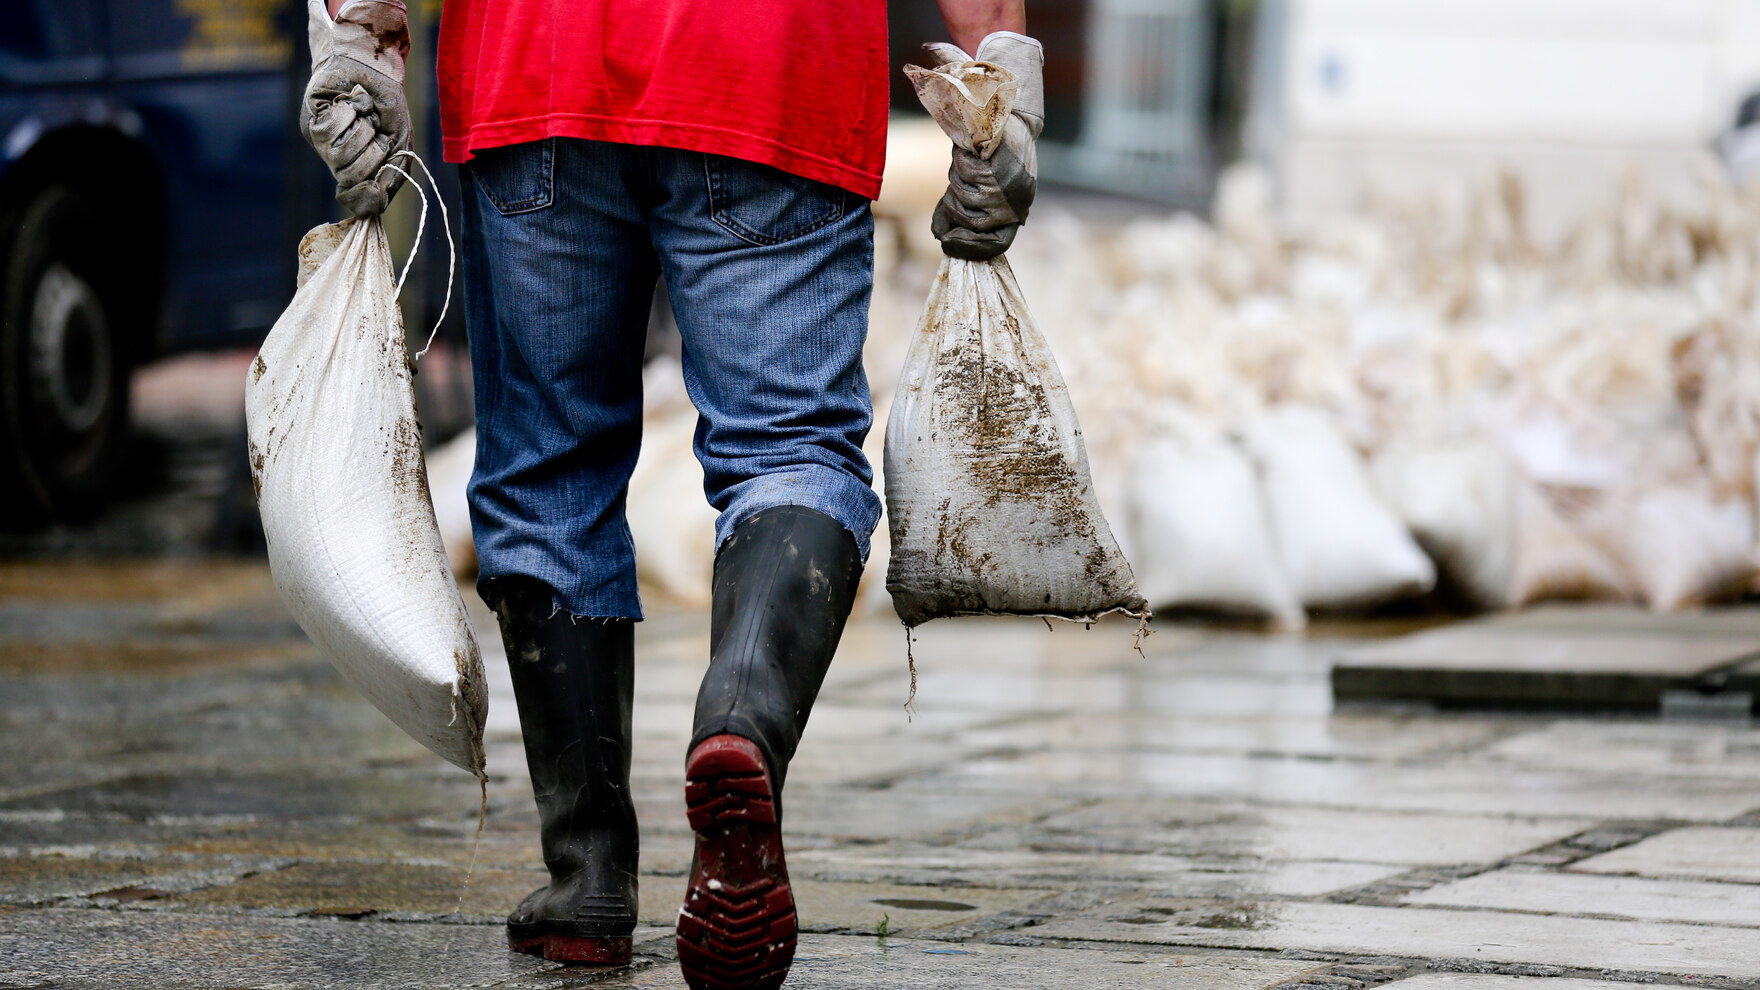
[933,0,1025,58]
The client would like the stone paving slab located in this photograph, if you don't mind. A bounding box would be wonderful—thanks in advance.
[764,879,1052,936]
[949,711,1526,762]
[775,736,1004,789]
[497,936,1325,990]
[0,906,554,989]
[1405,867,1760,926]
[1569,826,1760,883]
[0,768,464,822]
[635,873,1057,935]
[1332,626,1760,709]
[1384,975,1641,990]
[160,817,543,869]
[1471,722,1760,779]
[787,845,1403,897]
[763,783,1080,843]
[1020,803,1592,866]
[856,665,1335,720]
[0,907,1320,990]
[929,750,1760,819]
[1488,605,1760,637]
[48,854,1055,938]
[0,855,233,906]
[733,936,1324,990]
[168,859,540,918]
[1032,901,1760,977]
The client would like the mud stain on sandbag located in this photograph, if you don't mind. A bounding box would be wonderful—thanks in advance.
[923,304,1123,616]
[248,440,265,499]
[387,416,427,504]
[451,641,488,745]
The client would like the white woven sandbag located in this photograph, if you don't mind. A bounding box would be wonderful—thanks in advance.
[626,409,717,607]
[1244,405,1435,609]
[1586,483,1758,611]
[1373,442,1516,609]
[1126,422,1304,628]
[425,426,477,578]
[854,394,895,616]
[1371,442,1630,609]
[1506,485,1633,606]
[884,58,1145,629]
[246,216,486,776]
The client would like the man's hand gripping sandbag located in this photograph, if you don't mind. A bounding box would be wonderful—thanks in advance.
[920,33,1043,260]
[300,0,411,217]
[245,179,486,777]
[884,49,1149,630]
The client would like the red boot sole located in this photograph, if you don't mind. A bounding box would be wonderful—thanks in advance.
[675,734,795,990]
[508,934,632,965]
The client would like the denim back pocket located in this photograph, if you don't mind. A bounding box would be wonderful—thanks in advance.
[704,154,847,246]
[467,139,556,215]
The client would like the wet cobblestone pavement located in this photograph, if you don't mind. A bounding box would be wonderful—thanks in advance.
[4,560,1760,989]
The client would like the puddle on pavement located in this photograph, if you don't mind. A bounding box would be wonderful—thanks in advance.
[0,641,313,676]
[1,770,458,822]
[871,897,978,912]
[176,860,539,918]
[0,560,277,604]
[1108,898,1273,931]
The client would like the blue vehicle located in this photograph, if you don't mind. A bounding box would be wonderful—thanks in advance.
[0,0,337,518]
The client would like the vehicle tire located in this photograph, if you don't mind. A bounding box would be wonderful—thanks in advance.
[0,185,134,520]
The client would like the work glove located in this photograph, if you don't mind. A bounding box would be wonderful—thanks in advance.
[922,32,1044,260]
[300,0,411,218]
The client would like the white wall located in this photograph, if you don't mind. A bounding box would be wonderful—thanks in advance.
[1258,0,1760,241]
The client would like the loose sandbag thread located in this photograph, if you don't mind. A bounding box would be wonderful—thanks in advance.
[375,150,455,361]
[458,775,488,911]
[898,606,1150,715]
[903,624,917,720]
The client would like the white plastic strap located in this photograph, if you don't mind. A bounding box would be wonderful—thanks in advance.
[376,149,456,361]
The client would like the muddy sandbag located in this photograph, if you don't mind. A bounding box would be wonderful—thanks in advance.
[246,216,487,777]
[884,58,1147,629]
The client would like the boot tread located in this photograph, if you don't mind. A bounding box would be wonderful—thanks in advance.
[676,735,795,990]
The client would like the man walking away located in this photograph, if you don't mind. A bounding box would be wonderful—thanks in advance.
[299,0,1042,985]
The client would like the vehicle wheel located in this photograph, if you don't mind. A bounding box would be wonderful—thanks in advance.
[0,185,133,520]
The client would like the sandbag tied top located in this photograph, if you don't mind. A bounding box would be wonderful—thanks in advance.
[883,55,1147,630]
[247,217,488,777]
[903,59,1017,159]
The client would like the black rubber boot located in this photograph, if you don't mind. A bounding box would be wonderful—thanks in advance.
[676,505,863,990]
[487,577,639,966]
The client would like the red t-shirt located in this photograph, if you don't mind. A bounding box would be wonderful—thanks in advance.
[436,0,890,199]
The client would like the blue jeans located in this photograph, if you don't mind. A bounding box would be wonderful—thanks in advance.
[460,138,880,620]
